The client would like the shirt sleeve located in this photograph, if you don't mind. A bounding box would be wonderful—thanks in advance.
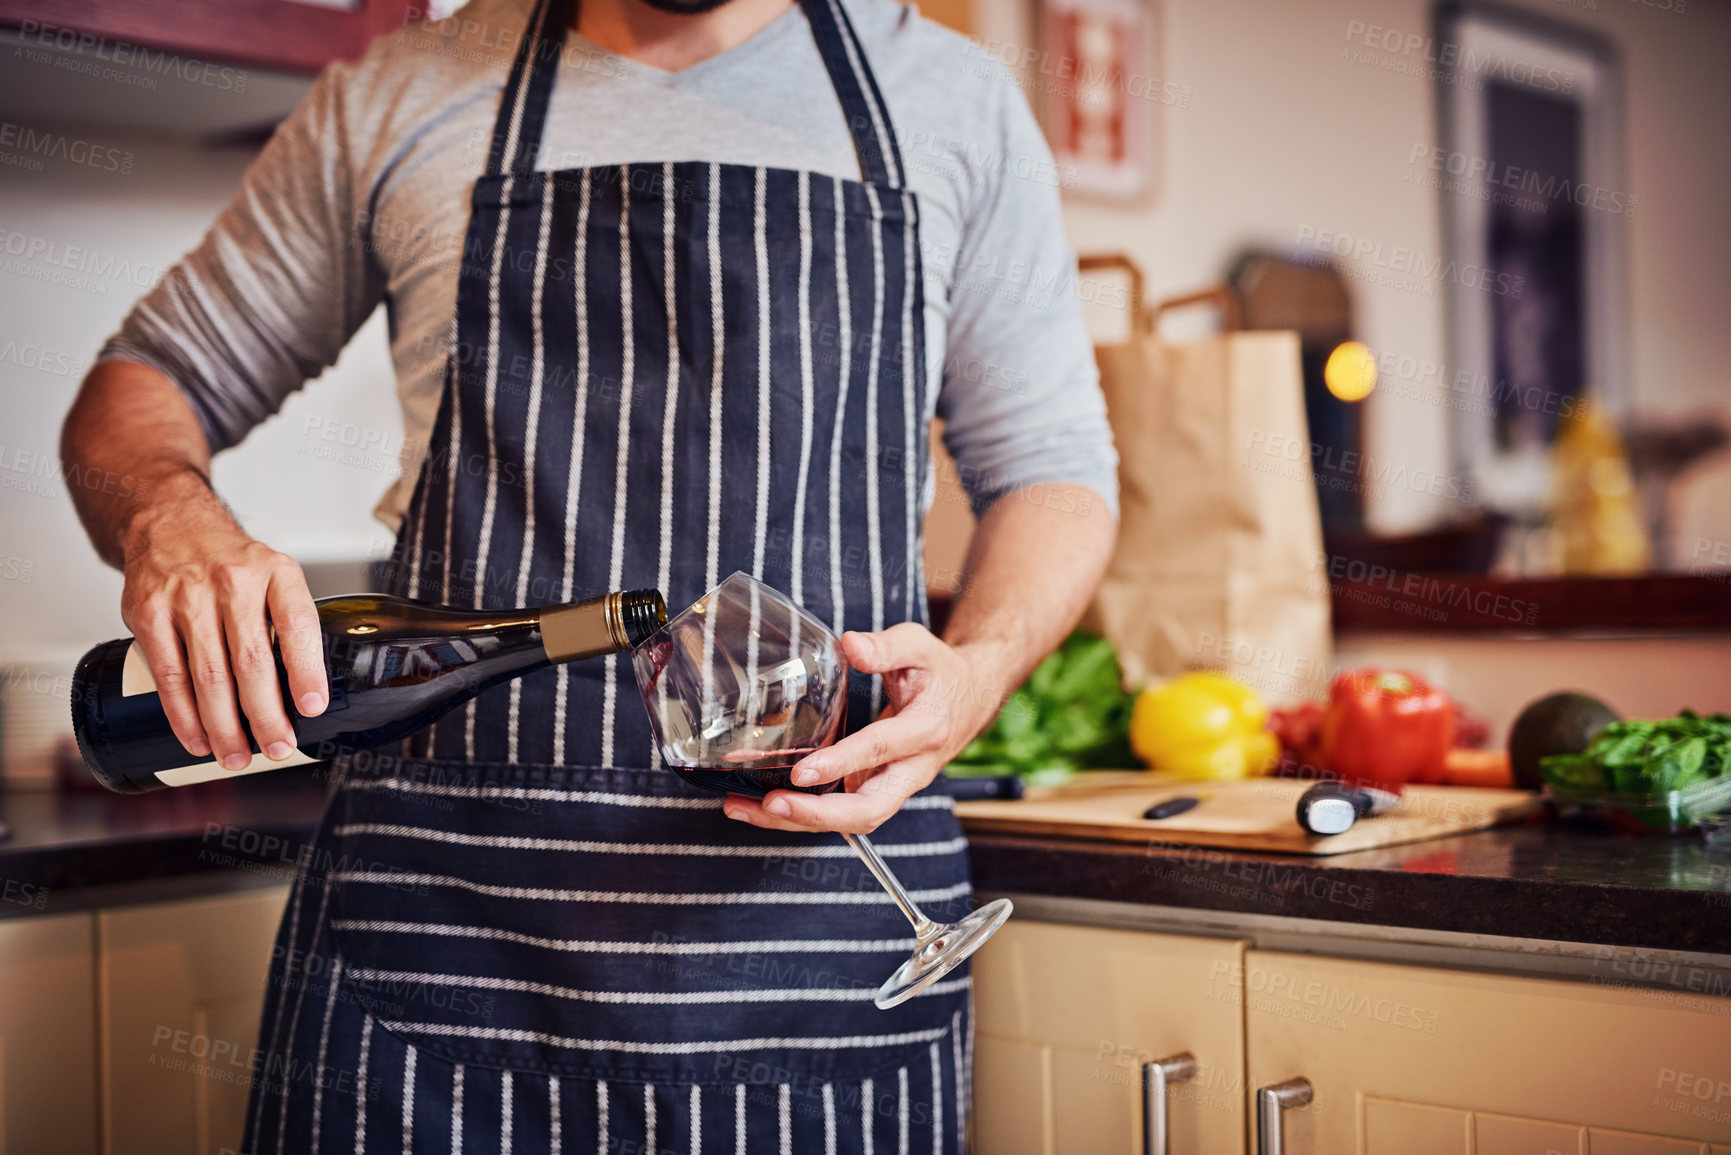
[934,57,1119,519]
[99,58,384,453]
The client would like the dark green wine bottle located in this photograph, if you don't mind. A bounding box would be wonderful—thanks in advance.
[71,589,666,793]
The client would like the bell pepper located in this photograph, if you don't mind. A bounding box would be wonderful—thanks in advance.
[1130,672,1280,780]
[1321,669,1456,786]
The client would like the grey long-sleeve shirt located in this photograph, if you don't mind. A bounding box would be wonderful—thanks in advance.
[101,0,1117,531]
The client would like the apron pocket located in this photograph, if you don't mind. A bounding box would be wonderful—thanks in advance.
[323,755,973,1086]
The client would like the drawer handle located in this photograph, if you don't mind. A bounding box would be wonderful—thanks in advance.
[1141,1052,1197,1155]
[1255,1077,1313,1155]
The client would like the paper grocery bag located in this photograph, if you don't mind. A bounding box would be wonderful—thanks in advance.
[1080,257,1331,702]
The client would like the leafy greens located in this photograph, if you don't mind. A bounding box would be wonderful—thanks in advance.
[1540,710,1731,795]
[946,631,1135,784]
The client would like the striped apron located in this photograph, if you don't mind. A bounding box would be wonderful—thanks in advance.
[239,0,975,1151]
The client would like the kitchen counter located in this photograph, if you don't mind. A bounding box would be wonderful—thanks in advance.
[0,774,328,917]
[968,820,1731,957]
[4,775,1729,957]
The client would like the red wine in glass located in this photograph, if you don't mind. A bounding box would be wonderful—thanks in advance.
[631,571,1013,1010]
[670,748,841,798]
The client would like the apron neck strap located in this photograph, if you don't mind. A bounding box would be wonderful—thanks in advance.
[483,0,907,189]
[798,0,905,188]
[486,0,574,177]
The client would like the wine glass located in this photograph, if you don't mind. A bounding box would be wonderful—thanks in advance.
[631,571,1013,1009]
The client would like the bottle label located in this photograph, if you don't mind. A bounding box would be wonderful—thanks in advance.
[119,641,318,785]
[120,640,157,696]
[155,748,319,787]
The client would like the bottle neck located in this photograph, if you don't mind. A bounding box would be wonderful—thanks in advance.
[538,593,628,664]
[537,589,668,663]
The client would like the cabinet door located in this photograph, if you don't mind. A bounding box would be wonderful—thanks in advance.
[98,885,291,1155]
[0,912,98,1155]
[1243,949,1731,1153]
[973,919,1249,1155]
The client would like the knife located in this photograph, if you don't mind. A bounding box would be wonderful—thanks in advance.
[944,774,1026,801]
[1296,780,1400,835]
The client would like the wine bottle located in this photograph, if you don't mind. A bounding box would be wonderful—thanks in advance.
[71,589,667,793]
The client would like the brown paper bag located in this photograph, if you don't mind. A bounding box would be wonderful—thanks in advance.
[1080,256,1331,702]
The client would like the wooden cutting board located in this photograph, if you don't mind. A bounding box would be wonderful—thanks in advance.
[955,776,1541,855]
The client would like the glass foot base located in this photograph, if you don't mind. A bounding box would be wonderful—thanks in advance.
[873,898,1014,1010]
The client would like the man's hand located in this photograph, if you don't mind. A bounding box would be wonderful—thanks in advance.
[118,471,328,769]
[722,623,1006,835]
[62,361,329,772]
[721,481,1115,836]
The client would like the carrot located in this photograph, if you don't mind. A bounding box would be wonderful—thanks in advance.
[1441,747,1515,788]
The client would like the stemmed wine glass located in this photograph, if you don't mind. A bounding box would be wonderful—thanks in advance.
[631,571,1013,1009]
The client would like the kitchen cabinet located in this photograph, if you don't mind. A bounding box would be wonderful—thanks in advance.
[973,924,1731,1153]
[0,912,99,1155]
[0,0,418,75]
[1244,950,1731,1153]
[98,885,291,1155]
[972,920,1250,1154]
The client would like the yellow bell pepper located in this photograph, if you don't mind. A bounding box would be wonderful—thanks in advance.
[1130,672,1279,780]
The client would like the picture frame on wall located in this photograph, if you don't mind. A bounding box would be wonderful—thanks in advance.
[1433,2,1628,513]
[1036,0,1164,203]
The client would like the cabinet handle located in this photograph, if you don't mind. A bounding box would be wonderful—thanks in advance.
[1254,1077,1313,1155]
[1141,1052,1197,1155]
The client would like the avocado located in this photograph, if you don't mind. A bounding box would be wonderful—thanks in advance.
[1508,692,1620,790]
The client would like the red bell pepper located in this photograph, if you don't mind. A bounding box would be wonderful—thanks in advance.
[1321,669,1456,786]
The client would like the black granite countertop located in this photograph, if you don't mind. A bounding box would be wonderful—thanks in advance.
[967,820,1731,955]
[4,776,1729,955]
[0,774,328,915]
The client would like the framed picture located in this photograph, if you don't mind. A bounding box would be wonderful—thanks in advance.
[1433,2,1629,511]
[1037,0,1162,202]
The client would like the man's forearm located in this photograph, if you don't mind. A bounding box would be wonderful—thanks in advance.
[61,360,226,569]
[61,358,329,767]
[941,482,1117,702]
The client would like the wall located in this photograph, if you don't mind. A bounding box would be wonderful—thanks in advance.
[0,126,402,655]
[3,0,1728,659]
[939,0,1731,725]
[972,0,1731,539]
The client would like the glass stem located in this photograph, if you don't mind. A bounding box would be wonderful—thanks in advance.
[843,832,940,942]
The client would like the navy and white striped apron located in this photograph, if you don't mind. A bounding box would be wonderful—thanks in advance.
[240,0,975,1151]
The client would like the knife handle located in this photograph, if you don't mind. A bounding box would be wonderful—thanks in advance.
[944,774,1026,801]
[1296,781,1398,835]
